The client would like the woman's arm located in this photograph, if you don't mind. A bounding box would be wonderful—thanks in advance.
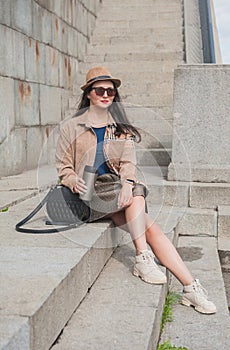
[56,124,87,194]
[118,138,137,207]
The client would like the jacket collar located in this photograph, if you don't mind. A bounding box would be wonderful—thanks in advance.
[77,110,117,128]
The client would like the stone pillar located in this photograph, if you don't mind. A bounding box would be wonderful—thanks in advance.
[168,65,230,183]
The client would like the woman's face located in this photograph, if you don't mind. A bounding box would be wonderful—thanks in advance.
[87,80,116,109]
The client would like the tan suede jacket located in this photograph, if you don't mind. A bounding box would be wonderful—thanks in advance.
[56,111,137,191]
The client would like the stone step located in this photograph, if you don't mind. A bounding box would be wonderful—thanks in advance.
[100,0,179,6]
[90,32,183,46]
[92,26,182,39]
[0,165,183,350]
[84,51,184,64]
[50,240,169,350]
[190,182,230,209]
[176,207,218,237]
[0,167,120,350]
[137,148,172,167]
[159,236,230,349]
[142,167,230,210]
[97,11,182,22]
[87,42,183,55]
[1,164,228,349]
[98,4,182,14]
[50,203,183,350]
[123,93,173,108]
[80,61,181,75]
[5,166,227,215]
[84,70,175,88]
[94,18,183,30]
[0,187,121,350]
[218,206,230,252]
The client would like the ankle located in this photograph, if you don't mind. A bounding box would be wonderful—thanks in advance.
[136,248,148,256]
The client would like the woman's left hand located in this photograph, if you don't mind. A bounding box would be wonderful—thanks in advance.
[118,183,133,208]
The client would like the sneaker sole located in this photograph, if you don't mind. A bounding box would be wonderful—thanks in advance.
[181,297,217,314]
[133,269,167,285]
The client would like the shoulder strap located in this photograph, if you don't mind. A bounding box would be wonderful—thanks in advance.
[15,190,83,234]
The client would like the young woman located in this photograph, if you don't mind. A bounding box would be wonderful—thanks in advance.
[56,66,216,315]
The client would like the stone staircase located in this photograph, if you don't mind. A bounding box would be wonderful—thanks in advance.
[1,1,230,349]
[72,0,185,168]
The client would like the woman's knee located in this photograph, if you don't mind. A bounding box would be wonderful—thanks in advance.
[126,195,145,209]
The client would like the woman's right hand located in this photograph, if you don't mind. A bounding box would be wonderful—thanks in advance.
[73,177,88,195]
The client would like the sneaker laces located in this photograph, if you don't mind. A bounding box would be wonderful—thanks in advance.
[193,279,208,297]
[140,250,155,265]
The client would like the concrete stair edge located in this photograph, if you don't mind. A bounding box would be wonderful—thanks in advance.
[0,211,122,350]
[159,235,230,349]
[50,231,177,350]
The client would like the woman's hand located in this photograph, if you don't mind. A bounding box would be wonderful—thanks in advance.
[73,177,88,195]
[118,182,133,208]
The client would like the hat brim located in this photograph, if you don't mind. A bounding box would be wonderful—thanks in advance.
[81,77,121,91]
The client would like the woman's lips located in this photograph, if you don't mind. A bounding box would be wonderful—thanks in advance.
[100,99,109,103]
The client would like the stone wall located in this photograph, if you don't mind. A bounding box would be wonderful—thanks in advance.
[0,0,102,177]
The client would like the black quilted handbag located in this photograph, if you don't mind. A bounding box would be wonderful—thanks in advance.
[15,185,90,234]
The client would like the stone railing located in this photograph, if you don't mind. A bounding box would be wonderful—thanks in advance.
[182,0,221,64]
[168,65,230,183]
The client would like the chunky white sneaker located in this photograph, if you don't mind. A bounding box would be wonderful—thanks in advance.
[181,279,217,314]
[133,249,167,284]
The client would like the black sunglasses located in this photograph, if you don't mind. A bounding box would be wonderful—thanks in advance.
[91,87,116,97]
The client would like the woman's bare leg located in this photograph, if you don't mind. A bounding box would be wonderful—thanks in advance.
[111,197,193,286]
[144,213,193,286]
[123,196,149,254]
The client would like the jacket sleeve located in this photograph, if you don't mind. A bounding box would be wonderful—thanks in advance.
[55,124,77,191]
[119,138,137,184]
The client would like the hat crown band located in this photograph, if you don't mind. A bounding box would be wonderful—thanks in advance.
[87,75,112,84]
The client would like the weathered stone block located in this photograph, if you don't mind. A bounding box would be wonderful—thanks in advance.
[176,208,217,236]
[0,77,15,144]
[51,13,61,51]
[148,181,189,208]
[39,125,59,166]
[40,85,62,125]
[87,11,96,37]
[12,0,33,36]
[26,127,44,169]
[77,32,87,61]
[59,54,78,90]
[0,316,30,350]
[168,65,230,182]
[49,0,61,16]
[67,27,78,58]
[15,81,40,126]
[12,30,25,80]
[0,26,23,80]
[0,128,27,176]
[76,2,88,36]
[61,89,71,119]
[59,54,68,89]
[190,183,230,209]
[25,38,46,83]
[218,206,230,238]
[32,1,42,41]
[40,7,53,45]
[45,46,59,86]
[0,0,11,25]
[0,25,14,77]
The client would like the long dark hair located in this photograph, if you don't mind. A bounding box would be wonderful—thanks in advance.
[74,84,141,142]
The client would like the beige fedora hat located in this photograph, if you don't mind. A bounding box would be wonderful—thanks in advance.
[81,66,121,90]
